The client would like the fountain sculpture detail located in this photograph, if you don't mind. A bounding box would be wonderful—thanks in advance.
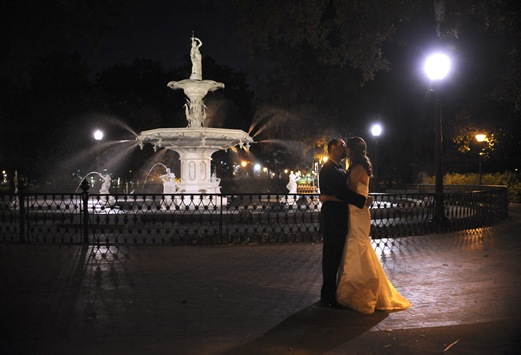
[137,36,253,195]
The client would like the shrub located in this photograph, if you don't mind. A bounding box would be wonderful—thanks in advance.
[420,171,520,203]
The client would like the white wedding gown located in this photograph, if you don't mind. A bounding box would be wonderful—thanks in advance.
[336,181,411,314]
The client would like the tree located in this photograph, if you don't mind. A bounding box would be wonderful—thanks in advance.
[0,0,129,89]
[0,0,130,182]
[235,0,521,106]
[234,0,521,178]
[234,0,421,83]
[95,59,178,132]
[1,50,97,181]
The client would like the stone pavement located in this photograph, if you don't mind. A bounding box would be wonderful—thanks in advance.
[1,205,520,354]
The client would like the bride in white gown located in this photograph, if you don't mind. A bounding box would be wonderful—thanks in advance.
[322,137,411,314]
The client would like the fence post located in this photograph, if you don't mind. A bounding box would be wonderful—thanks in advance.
[219,194,223,241]
[18,178,25,243]
[80,179,90,244]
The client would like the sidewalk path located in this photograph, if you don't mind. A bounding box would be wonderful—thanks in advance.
[1,205,520,354]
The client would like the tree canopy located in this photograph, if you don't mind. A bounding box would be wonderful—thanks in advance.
[233,0,521,176]
[1,0,520,187]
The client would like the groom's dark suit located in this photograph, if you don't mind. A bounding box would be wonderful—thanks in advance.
[319,160,366,305]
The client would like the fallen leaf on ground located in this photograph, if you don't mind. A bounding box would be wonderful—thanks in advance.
[443,339,460,352]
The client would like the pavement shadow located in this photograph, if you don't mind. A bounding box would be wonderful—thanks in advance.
[81,245,130,324]
[223,302,388,354]
[0,243,90,353]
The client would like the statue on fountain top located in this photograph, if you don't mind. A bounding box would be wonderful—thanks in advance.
[166,35,224,129]
[190,36,203,81]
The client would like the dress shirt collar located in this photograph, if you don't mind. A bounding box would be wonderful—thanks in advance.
[328,159,343,168]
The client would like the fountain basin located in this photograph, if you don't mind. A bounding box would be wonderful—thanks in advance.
[137,127,253,151]
[137,127,253,195]
[167,79,224,96]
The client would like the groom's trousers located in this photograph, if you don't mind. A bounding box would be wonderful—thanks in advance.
[320,201,349,303]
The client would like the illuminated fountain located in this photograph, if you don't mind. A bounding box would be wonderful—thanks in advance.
[136,36,253,196]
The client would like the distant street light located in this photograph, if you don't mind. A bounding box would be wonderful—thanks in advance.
[371,123,382,191]
[475,133,487,185]
[424,52,451,224]
[371,123,382,137]
[93,129,104,171]
[93,129,104,141]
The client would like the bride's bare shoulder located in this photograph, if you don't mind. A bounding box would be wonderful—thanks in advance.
[349,164,369,186]
[349,164,366,178]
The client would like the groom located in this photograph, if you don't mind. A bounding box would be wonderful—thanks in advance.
[319,138,370,307]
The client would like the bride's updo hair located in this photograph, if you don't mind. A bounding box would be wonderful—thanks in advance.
[347,137,373,177]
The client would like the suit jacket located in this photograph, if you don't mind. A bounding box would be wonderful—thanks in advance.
[319,160,366,237]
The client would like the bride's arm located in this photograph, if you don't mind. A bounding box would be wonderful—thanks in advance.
[347,165,362,191]
[348,165,373,207]
[319,194,342,203]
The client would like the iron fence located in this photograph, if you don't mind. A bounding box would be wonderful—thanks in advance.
[0,183,508,245]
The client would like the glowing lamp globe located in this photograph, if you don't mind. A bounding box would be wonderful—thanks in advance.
[371,124,382,137]
[424,53,451,81]
[93,130,104,141]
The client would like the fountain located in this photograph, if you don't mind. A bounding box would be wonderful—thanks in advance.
[75,171,116,206]
[136,36,253,196]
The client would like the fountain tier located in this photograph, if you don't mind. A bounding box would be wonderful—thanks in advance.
[167,79,224,128]
[137,127,253,193]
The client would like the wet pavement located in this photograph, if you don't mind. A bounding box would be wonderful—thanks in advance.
[1,205,520,354]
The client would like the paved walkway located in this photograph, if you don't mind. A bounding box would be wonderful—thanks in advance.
[1,205,520,354]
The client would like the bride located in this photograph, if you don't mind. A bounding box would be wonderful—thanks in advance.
[321,137,411,314]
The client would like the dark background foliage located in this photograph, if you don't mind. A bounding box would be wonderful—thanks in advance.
[1,0,520,191]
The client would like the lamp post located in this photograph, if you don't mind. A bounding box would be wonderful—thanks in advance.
[371,123,382,191]
[475,133,487,185]
[424,52,451,224]
[93,129,104,172]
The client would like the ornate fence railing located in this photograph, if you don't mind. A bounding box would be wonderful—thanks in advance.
[0,184,509,245]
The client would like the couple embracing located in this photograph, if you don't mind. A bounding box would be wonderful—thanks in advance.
[319,137,411,314]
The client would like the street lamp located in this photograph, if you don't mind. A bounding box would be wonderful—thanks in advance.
[475,133,487,185]
[424,52,451,224]
[371,123,382,191]
[93,129,104,171]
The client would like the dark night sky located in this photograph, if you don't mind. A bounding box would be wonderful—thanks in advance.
[2,0,520,182]
[75,1,252,76]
